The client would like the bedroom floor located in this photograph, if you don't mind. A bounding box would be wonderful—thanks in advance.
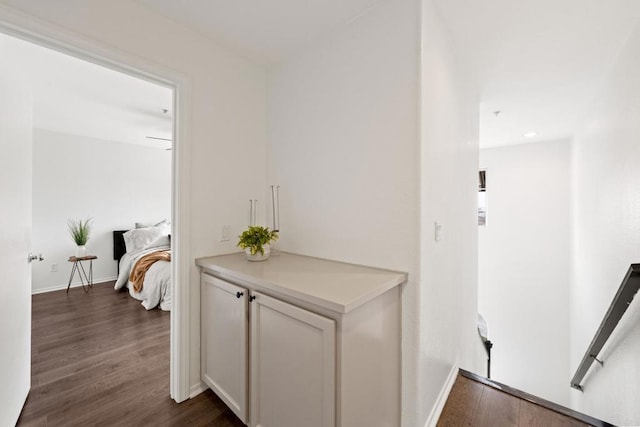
[17,281,245,426]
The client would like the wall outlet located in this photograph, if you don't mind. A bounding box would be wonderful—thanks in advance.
[221,225,231,242]
[50,263,58,272]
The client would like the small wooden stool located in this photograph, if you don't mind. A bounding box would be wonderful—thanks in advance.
[67,255,97,293]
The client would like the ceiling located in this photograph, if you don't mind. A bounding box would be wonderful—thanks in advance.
[136,0,385,65]
[434,0,640,147]
[4,1,639,150]
[138,0,640,148]
[0,33,173,149]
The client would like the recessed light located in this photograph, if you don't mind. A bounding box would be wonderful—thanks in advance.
[524,132,537,138]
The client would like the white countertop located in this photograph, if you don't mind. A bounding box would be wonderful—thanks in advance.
[196,252,407,314]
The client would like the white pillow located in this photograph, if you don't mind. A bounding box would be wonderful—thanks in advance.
[144,234,171,250]
[123,226,163,253]
[156,220,170,236]
[136,219,170,235]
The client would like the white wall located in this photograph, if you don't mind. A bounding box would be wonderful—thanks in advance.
[0,0,268,394]
[267,0,419,271]
[31,128,171,293]
[268,0,481,425]
[478,140,571,406]
[267,1,420,424]
[419,0,481,424]
[570,19,640,425]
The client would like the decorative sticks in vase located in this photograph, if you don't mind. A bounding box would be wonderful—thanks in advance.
[249,199,258,226]
[271,185,280,232]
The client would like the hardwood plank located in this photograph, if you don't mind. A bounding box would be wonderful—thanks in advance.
[17,281,244,426]
[439,372,595,427]
[474,385,521,427]
[437,375,485,427]
[459,369,610,427]
[519,400,588,427]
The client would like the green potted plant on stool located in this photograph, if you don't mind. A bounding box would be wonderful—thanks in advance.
[67,218,92,258]
[237,225,278,262]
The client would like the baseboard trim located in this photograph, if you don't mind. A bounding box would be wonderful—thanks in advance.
[189,381,208,399]
[424,363,458,427]
[32,276,117,295]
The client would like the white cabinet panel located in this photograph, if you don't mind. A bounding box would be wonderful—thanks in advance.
[201,274,248,423]
[250,292,335,427]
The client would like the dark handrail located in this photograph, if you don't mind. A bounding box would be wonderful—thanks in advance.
[571,264,640,391]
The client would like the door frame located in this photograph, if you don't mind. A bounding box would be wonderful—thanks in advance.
[0,5,192,402]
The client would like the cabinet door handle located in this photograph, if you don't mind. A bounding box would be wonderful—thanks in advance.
[236,291,244,299]
[249,295,256,302]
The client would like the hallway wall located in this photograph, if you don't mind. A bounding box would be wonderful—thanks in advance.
[419,0,481,424]
[570,18,640,426]
[267,1,421,424]
[479,139,571,406]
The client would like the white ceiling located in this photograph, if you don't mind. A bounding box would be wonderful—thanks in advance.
[0,33,173,149]
[433,0,640,147]
[136,0,385,65]
[4,1,639,150]
[138,0,640,148]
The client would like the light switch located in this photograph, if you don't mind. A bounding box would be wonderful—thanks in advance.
[221,225,231,242]
[434,221,442,242]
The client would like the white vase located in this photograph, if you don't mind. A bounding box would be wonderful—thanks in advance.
[76,245,87,258]
[245,244,270,262]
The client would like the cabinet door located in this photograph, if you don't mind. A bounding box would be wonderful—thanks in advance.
[201,274,248,423]
[250,292,336,427]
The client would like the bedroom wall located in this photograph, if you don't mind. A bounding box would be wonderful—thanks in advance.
[569,18,640,425]
[0,0,267,396]
[31,128,171,293]
[267,0,480,425]
[478,140,571,406]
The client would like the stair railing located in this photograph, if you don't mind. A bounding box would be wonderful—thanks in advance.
[571,264,640,391]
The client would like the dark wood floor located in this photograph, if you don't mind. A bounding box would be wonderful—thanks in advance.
[438,374,592,427]
[17,281,245,427]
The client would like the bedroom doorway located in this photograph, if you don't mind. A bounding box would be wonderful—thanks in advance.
[0,21,190,410]
[0,32,176,297]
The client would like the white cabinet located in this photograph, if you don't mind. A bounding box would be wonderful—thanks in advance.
[250,291,335,427]
[197,252,406,427]
[201,274,248,423]
[201,276,335,427]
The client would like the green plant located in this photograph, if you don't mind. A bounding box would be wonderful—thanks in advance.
[237,225,278,255]
[67,218,92,246]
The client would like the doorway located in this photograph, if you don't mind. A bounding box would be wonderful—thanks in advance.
[0,22,189,407]
[0,32,175,295]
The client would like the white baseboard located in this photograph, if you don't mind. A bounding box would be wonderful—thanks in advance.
[424,363,459,427]
[31,275,117,295]
[189,381,208,399]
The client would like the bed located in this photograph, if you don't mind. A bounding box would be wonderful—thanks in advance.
[113,222,172,311]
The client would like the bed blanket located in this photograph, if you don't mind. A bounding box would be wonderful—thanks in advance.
[130,250,171,292]
[114,245,172,311]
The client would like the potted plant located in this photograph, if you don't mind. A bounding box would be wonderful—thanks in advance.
[67,218,92,257]
[237,225,278,262]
